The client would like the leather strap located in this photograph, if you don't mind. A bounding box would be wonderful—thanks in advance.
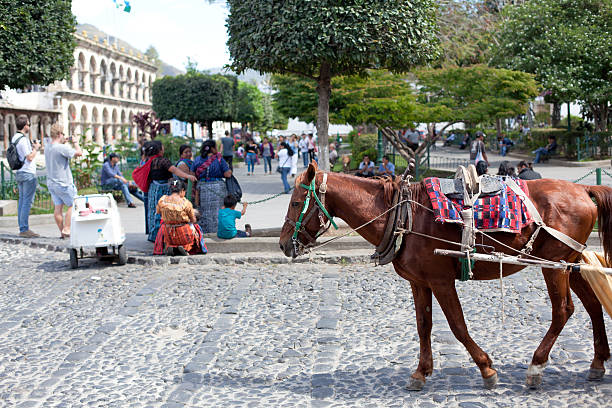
[505,178,586,253]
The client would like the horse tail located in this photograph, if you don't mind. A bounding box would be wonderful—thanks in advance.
[585,185,612,264]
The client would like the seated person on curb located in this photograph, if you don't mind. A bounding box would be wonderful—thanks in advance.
[101,153,144,207]
[533,136,557,163]
[377,155,395,178]
[154,179,206,256]
[356,155,375,178]
[217,195,252,239]
[499,134,514,157]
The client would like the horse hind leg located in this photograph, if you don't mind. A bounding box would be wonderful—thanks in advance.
[407,282,433,391]
[432,284,498,389]
[570,272,610,381]
[528,267,574,389]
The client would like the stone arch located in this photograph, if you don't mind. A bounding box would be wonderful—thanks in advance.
[111,108,118,142]
[68,104,77,138]
[102,107,110,144]
[110,62,117,97]
[119,64,125,98]
[89,55,97,93]
[126,68,133,99]
[128,110,136,141]
[80,105,91,140]
[78,52,86,90]
[92,107,102,144]
[99,60,108,95]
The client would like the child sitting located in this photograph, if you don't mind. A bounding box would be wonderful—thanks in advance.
[217,195,252,239]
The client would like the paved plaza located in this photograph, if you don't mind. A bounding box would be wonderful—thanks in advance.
[1,241,611,407]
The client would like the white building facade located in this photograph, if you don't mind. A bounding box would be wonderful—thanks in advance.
[1,29,157,148]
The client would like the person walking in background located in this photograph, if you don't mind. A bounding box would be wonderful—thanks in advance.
[290,134,299,177]
[517,160,542,180]
[46,124,82,238]
[470,131,489,166]
[260,137,274,175]
[299,133,309,167]
[277,141,293,193]
[12,115,40,238]
[101,153,143,207]
[307,133,316,163]
[329,143,339,168]
[217,195,251,239]
[220,130,235,170]
[245,139,258,176]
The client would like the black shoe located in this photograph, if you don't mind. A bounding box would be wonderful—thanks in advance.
[176,246,188,256]
[128,203,137,208]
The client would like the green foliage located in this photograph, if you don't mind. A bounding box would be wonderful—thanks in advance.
[152,73,236,137]
[415,65,539,126]
[112,140,139,161]
[156,135,196,163]
[0,0,76,89]
[235,82,264,125]
[144,46,163,76]
[259,93,287,134]
[227,0,440,78]
[73,136,103,189]
[491,0,612,130]
[351,133,378,165]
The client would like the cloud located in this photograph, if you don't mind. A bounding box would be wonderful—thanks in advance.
[72,0,230,70]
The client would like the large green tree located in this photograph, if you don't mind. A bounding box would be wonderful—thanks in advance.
[152,73,235,139]
[234,82,264,135]
[227,0,440,170]
[0,0,76,90]
[415,65,539,135]
[492,0,611,131]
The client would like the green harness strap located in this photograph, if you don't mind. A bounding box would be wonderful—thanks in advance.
[292,178,338,241]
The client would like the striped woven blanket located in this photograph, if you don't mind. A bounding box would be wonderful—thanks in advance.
[424,177,533,233]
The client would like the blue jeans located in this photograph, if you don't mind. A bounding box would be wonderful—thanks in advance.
[263,156,272,173]
[246,153,256,173]
[500,145,508,157]
[533,147,548,163]
[103,179,144,204]
[15,172,37,233]
[280,167,291,192]
[302,151,309,167]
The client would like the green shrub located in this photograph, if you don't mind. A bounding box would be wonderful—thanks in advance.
[351,133,378,165]
[156,135,197,163]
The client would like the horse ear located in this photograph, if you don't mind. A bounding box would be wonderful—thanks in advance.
[305,162,317,184]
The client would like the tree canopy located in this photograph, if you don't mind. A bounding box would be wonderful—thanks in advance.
[152,72,235,138]
[0,0,76,90]
[415,65,539,129]
[234,82,264,128]
[227,0,440,170]
[491,0,611,130]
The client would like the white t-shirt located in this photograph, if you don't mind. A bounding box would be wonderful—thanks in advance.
[298,138,309,153]
[12,133,36,175]
[277,149,292,168]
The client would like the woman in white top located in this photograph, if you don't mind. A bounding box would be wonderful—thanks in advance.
[276,141,294,193]
[290,134,299,177]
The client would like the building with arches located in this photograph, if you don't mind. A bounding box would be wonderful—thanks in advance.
[1,28,157,150]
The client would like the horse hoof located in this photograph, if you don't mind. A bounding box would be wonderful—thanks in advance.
[588,368,605,381]
[407,377,426,391]
[483,372,498,390]
[526,374,542,389]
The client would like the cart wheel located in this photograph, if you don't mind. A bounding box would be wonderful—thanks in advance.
[70,249,79,269]
[117,245,127,265]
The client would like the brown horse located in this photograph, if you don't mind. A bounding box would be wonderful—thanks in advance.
[279,162,612,390]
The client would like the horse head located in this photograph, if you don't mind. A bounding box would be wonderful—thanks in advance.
[279,161,330,258]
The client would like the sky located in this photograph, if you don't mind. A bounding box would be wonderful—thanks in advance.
[71,0,230,71]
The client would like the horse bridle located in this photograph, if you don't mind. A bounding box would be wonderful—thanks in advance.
[285,172,338,255]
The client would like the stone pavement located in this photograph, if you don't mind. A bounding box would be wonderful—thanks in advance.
[0,240,611,407]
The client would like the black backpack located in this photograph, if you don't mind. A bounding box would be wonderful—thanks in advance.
[6,134,26,170]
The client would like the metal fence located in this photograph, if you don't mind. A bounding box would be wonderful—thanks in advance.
[0,162,53,212]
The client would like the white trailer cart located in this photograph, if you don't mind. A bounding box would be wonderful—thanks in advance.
[69,194,127,269]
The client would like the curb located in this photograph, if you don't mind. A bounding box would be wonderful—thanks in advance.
[0,235,371,266]
[0,213,56,228]
[505,152,611,168]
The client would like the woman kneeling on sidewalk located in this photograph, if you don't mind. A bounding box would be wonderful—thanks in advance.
[153,179,207,256]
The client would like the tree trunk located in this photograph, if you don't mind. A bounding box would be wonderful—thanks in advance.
[207,120,214,139]
[495,118,502,139]
[191,122,197,140]
[593,101,609,132]
[316,62,332,171]
[551,102,561,127]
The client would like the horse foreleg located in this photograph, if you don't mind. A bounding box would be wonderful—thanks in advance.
[432,284,498,389]
[407,282,433,391]
[569,272,610,380]
[528,267,574,388]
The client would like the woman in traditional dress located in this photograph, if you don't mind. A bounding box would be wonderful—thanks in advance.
[175,144,195,178]
[142,141,196,242]
[153,179,207,256]
[193,140,232,233]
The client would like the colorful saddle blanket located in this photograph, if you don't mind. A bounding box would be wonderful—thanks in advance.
[424,177,534,233]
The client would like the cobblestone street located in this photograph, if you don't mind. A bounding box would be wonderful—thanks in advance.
[1,242,611,407]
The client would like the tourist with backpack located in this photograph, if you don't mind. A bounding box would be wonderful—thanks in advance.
[8,115,40,238]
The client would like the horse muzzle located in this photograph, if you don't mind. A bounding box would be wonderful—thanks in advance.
[279,238,297,258]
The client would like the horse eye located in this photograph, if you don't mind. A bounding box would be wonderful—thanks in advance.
[292,202,300,207]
